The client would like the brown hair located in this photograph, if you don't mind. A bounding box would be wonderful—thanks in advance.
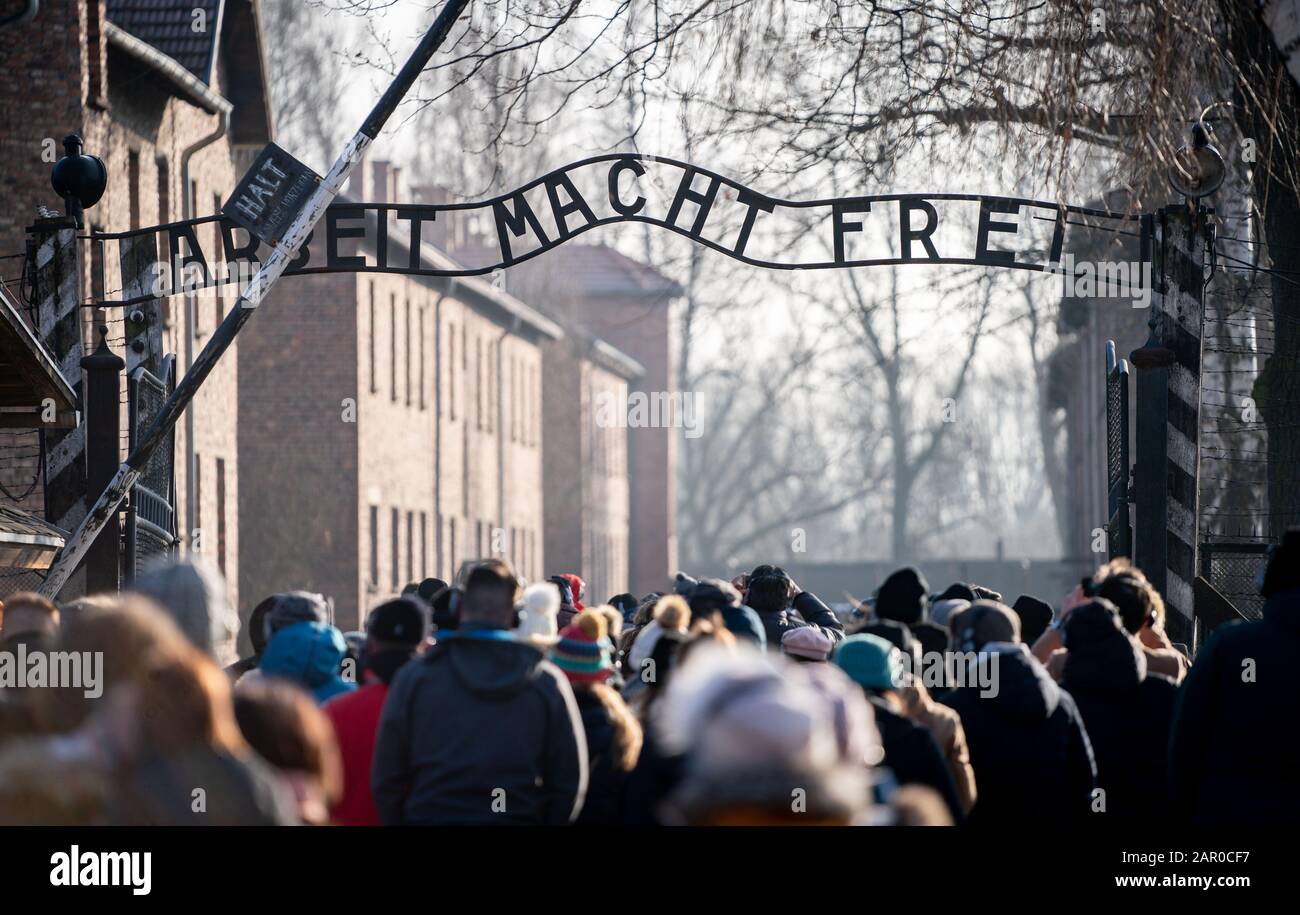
[233,679,343,804]
[678,614,737,667]
[0,591,59,633]
[33,595,191,734]
[135,645,247,756]
[1094,559,1164,634]
[574,681,643,771]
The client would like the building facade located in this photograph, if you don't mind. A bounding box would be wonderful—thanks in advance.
[0,0,273,602]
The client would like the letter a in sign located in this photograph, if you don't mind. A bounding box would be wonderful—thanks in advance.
[223,143,322,246]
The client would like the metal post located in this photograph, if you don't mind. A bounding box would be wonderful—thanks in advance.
[38,0,474,598]
[80,325,125,593]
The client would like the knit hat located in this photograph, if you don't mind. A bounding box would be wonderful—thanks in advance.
[516,582,561,644]
[874,567,930,626]
[950,600,1020,652]
[550,610,613,683]
[720,604,767,650]
[608,593,639,624]
[366,596,428,646]
[264,591,331,640]
[781,626,833,662]
[132,556,239,661]
[930,597,970,629]
[1012,594,1054,645]
[673,572,700,596]
[936,582,977,603]
[557,573,586,611]
[833,633,906,691]
[626,596,692,674]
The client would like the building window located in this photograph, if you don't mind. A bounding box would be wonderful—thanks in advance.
[216,457,227,575]
[391,507,400,590]
[190,181,201,337]
[475,337,483,430]
[420,511,428,579]
[419,307,426,411]
[390,293,398,402]
[127,150,140,230]
[156,158,170,224]
[405,298,412,406]
[449,518,457,575]
[368,505,379,586]
[194,454,202,547]
[369,282,377,394]
[447,324,456,420]
[212,193,224,327]
[406,510,414,584]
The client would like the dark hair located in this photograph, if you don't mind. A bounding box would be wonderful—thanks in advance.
[1094,570,1157,634]
[234,679,343,805]
[247,596,277,655]
[746,575,790,614]
[462,560,520,623]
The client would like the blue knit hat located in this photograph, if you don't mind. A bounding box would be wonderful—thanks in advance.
[832,633,905,691]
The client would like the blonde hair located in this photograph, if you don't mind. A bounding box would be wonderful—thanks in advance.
[575,681,643,771]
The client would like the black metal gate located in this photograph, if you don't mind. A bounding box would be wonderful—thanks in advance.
[1199,541,1271,621]
[1104,340,1131,560]
[125,355,177,583]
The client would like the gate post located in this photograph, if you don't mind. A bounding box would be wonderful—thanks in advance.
[1104,340,1132,559]
[30,214,88,595]
[80,326,125,593]
[1129,204,1207,645]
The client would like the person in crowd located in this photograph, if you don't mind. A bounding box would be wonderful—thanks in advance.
[30,595,192,736]
[258,619,356,705]
[742,565,845,649]
[403,577,448,607]
[929,597,970,630]
[131,556,241,666]
[1058,598,1177,823]
[832,633,964,823]
[265,590,332,637]
[593,604,627,687]
[971,585,1002,602]
[625,594,692,695]
[234,678,344,825]
[429,584,461,634]
[1033,561,1189,684]
[548,609,643,825]
[516,580,561,646]
[935,582,978,604]
[0,592,62,742]
[940,600,1096,824]
[1169,528,1300,825]
[371,560,587,825]
[0,591,59,653]
[848,620,977,814]
[226,595,275,679]
[782,625,834,663]
[608,593,639,627]
[687,578,766,649]
[654,642,880,825]
[550,573,585,628]
[322,596,427,826]
[1011,594,1054,647]
[875,566,949,653]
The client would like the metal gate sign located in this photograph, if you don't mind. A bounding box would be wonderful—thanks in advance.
[223,143,321,246]
[90,154,1141,309]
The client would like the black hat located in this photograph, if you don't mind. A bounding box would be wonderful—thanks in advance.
[1012,595,1054,645]
[429,586,460,632]
[1261,529,1300,598]
[673,572,699,596]
[403,578,448,603]
[366,596,429,646]
[609,592,638,620]
[264,591,331,641]
[875,567,930,626]
[936,582,977,603]
[688,578,741,615]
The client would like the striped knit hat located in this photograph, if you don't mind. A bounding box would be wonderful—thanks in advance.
[550,610,613,683]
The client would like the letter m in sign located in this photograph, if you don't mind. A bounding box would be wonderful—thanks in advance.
[222,143,321,246]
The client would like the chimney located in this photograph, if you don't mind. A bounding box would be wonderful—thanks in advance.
[347,150,369,199]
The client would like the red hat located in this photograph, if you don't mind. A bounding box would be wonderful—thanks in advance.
[559,573,586,612]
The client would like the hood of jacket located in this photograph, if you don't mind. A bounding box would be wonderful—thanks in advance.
[436,630,546,699]
[260,621,348,689]
[976,643,1062,723]
[1061,602,1146,692]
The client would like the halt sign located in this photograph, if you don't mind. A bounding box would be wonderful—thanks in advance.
[222,143,321,246]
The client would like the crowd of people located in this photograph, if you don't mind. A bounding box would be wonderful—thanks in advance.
[0,528,1296,826]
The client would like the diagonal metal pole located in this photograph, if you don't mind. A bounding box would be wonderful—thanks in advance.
[40,0,473,598]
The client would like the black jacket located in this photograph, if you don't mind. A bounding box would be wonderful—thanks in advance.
[574,689,638,825]
[756,591,846,651]
[1061,614,1178,823]
[869,696,965,824]
[1169,587,1300,825]
[940,646,1096,825]
[371,628,588,825]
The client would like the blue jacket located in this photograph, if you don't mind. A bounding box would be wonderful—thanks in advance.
[260,621,356,704]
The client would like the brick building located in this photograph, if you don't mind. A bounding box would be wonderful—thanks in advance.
[238,161,564,635]
[498,244,683,596]
[541,330,643,603]
[0,0,273,602]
